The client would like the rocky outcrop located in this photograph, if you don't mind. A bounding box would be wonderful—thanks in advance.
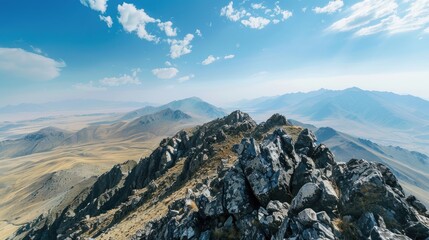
[16,111,429,240]
[132,125,429,239]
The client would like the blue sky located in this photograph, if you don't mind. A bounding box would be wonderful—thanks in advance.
[1,0,429,106]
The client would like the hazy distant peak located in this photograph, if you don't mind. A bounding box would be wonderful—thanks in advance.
[122,97,226,120]
[24,127,69,141]
[315,127,338,142]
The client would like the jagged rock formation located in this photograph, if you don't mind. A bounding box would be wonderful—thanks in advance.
[13,111,429,240]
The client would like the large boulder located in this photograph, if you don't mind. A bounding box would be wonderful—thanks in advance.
[239,130,295,206]
[294,128,317,155]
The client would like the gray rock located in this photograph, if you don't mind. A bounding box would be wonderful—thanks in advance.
[223,167,253,216]
[295,128,317,155]
[291,156,320,196]
[240,133,294,206]
[406,195,428,214]
[316,211,331,226]
[319,180,339,211]
[290,183,322,213]
[312,144,335,169]
[297,208,317,226]
[371,226,412,240]
[357,212,377,237]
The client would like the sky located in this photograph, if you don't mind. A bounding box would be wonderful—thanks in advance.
[1,0,429,106]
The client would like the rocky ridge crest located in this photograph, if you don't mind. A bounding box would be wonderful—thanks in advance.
[13,111,429,240]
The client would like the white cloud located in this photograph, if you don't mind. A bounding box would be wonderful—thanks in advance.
[220,1,292,29]
[425,27,429,33]
[165,61,172,66]
[0,48,65,81]
[241,16,271,29]
[117,3,158,42]
[152,67,179,79]
[313,0,344,14]
[74,81,106,91]
[202,55,219,65]
[167,34,194,59]
[99,15,113,28]
[178,74,195,83]
[251,3,265,10]
[274,5,293,21]
[158,21,177,37]
[99,73,141,86]
[75,69,141,91]
[80,0,108,13]
[195,29,202,37]
[224,54,235,59]
[330,0,429,36]
[302,7,308,13]
[221,2,247,22]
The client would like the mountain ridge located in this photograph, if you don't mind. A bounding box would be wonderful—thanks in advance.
[12,111,429,240]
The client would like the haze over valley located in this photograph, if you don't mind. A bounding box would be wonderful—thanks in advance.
[1,0,429,239]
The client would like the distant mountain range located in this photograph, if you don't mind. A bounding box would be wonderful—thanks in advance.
[121,97,226,120]
[236,87,429,155]
[0,109,193,159]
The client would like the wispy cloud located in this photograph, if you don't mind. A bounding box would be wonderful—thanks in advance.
[202,55,219,65]
[74,69,141,91]
[74,81,106,91]
[329,0,429,36]
[202,54,235,65]
[152,67,179,79]
[313,0,344,14]
[178,74,195,83]
[99,15,113,28]
[0,48,65,81]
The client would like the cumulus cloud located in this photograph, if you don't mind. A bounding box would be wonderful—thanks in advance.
[118,3,158,42]
[221,2,247,22]
[274,5,293,21]
[202,55,219,65]
[167,34,194,59]
[224,54,235,59]
[80,0,108,13]
[99,15,113,28]
[152,67,179,79]
[195,29,202,37]
[327,0,429,36]
[0,48,65,81]
[158,21,177,37]
[313,0,344,14]
[241,17,271,29]
[178,74,195,83]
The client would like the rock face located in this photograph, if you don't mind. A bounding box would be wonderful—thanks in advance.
[15,111,429,240]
